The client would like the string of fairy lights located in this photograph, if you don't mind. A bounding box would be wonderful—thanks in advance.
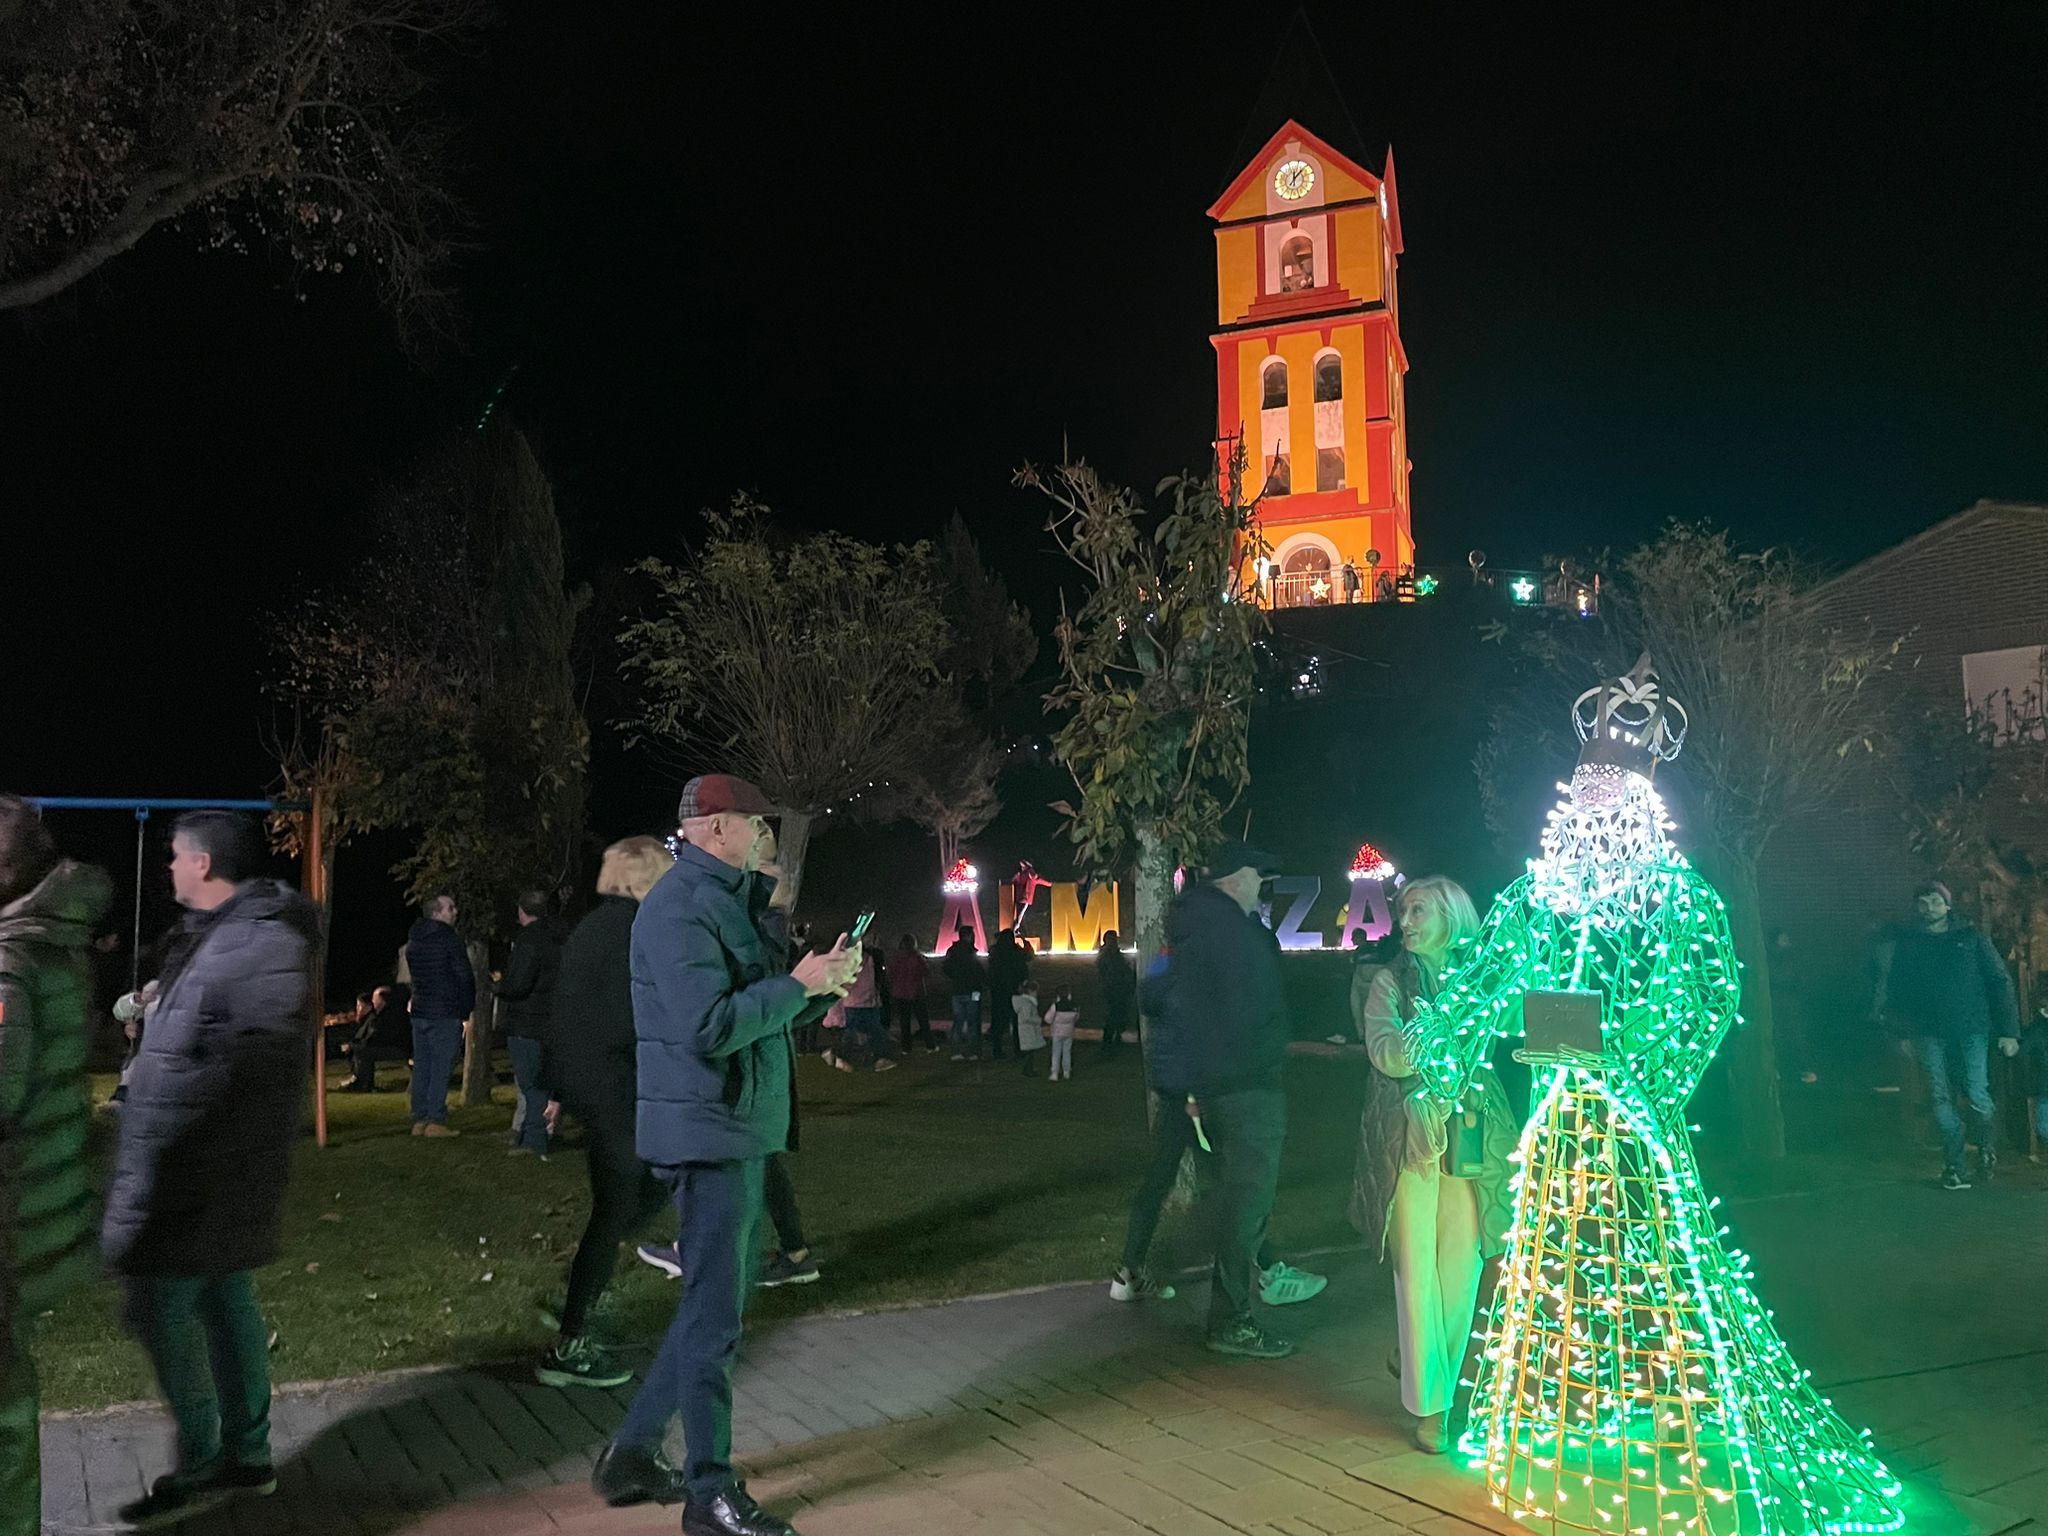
[1401,685,1902,1536]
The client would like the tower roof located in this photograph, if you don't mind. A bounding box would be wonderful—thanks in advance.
[1219,11,1378,198]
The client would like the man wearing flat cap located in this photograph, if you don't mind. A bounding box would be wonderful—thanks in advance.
[1124,839,1317,1360]
[592,774,858,1536]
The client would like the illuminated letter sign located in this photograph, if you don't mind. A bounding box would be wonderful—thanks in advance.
[1049,881,1120,953]
[1269,876,1324,950]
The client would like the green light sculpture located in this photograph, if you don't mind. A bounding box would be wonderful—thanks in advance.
[1404,658,1902,1536]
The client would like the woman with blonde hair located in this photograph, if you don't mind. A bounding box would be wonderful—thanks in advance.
[533,836,672,1389]
[1348,875,1517,1453]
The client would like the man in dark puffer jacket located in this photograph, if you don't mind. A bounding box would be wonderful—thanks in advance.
[590,775,856,1536]
[404,893,474,1136]
[102,812,316,1531]
[0,795,111,1536]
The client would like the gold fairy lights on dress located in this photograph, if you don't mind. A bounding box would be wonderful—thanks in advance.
[1403,660,1902,1536]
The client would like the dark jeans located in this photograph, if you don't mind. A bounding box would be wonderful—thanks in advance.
[949,994,982,1055]
[0,1331,36,1536]
[1916,1033,1995,1170]
[895,996,933,1050]
[615,1158,763,1504]
[764,1153,807,1253]
[1100,998,1134,1057]
[409,1015,462,1124]
[507,1036,550,1152]
[121,1272,272,1472]
[561,1115,669,1337]
[1120,1090,1283,1329]
[839,1007,887,1067]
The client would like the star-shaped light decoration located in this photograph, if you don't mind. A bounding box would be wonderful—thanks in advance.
[1510,576,1538,603]
[1309,575,1331,601]
[1415,573,1440,596]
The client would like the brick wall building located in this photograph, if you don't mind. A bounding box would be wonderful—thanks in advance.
[1768,501,2048,999]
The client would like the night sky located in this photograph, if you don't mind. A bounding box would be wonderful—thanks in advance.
[7,3,2047,963]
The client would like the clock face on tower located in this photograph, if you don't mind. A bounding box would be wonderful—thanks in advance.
[1273,158,1315,201]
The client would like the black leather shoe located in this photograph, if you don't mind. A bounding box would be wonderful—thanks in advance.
[591,1441,687,1507]
[682,1482,799,1536]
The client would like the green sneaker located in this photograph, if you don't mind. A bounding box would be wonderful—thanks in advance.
[1205,1319,1295,1359]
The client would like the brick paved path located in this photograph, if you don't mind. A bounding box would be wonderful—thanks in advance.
[41,1173,2048,1536]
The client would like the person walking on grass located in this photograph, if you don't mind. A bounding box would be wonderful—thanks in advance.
[103,812,316,1530]
[887,934,935,1052]
[942,927,985,1060]
[500,889,567,1158]
[404,892,473,1138]
[1873,879,2019,1190]
[590,774,855,1536]
[1045,988,1080,1081]
[1109,840,1326,1357]
[0,797,111,1536]
[533,837,673,1391]
[823,943,894,1073]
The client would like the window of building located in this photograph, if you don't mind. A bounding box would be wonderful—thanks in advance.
[1313,353,1342,402]
[1261,359,1288,409]
[1316,447,1345,491]
[1263,452,1291,497]
[1962,645,2047,744]
[1279,236,1316,293]
[1281,543,1332,605]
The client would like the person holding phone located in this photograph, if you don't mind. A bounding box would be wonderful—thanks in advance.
[590,774,857,1536]
[1349,876,1516,1453]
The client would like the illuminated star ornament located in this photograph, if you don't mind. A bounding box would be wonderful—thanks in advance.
[1510,575,1538,602]
[1404,656,1901,1536]
[1310,574,1332,601]
[1415,573,1440,596]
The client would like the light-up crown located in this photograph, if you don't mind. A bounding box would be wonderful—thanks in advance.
[1572,655,1688,780]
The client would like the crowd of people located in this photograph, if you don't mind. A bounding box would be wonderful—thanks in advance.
[0,774,2041,1536]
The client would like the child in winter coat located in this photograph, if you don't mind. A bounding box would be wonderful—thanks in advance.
[1011,979,1047,1077]
[1045,989,1080,1080]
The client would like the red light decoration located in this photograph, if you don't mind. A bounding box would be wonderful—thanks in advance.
[1349,842,1398,882]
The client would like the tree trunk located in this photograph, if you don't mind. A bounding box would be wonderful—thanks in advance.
[1132,824,1199,1207]
[305,793,336,1148]
[461,939,496,1108]
[778,809,815,913]
[1720,857,1787,1162]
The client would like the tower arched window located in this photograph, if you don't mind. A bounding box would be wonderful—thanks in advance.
[1264,452,1292,498]
[1279,236,1316,293]
[1316,447,1345,491]
[1313,352,1343,402]
[1260,359,1288,410]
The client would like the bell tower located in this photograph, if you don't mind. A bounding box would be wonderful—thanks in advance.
[1211,111,1412,608]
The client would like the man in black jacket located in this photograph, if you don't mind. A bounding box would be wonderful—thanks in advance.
[104,812,315,1529]
[941,928,986,1060]
[405,894,473,1137]
[1122,841,1303,1360]
[500,890,567,1156]
[1875,880,2020,1189]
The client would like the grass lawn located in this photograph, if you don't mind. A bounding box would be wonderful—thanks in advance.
[36,1049,1371,1412]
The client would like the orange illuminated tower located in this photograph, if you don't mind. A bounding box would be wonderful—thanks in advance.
[1212,29,1411,608]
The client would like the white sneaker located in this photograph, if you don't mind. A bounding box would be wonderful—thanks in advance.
[874,1058,898,1073]
[1414,1411,1446,1454]
[1258,1260,1328,1307]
